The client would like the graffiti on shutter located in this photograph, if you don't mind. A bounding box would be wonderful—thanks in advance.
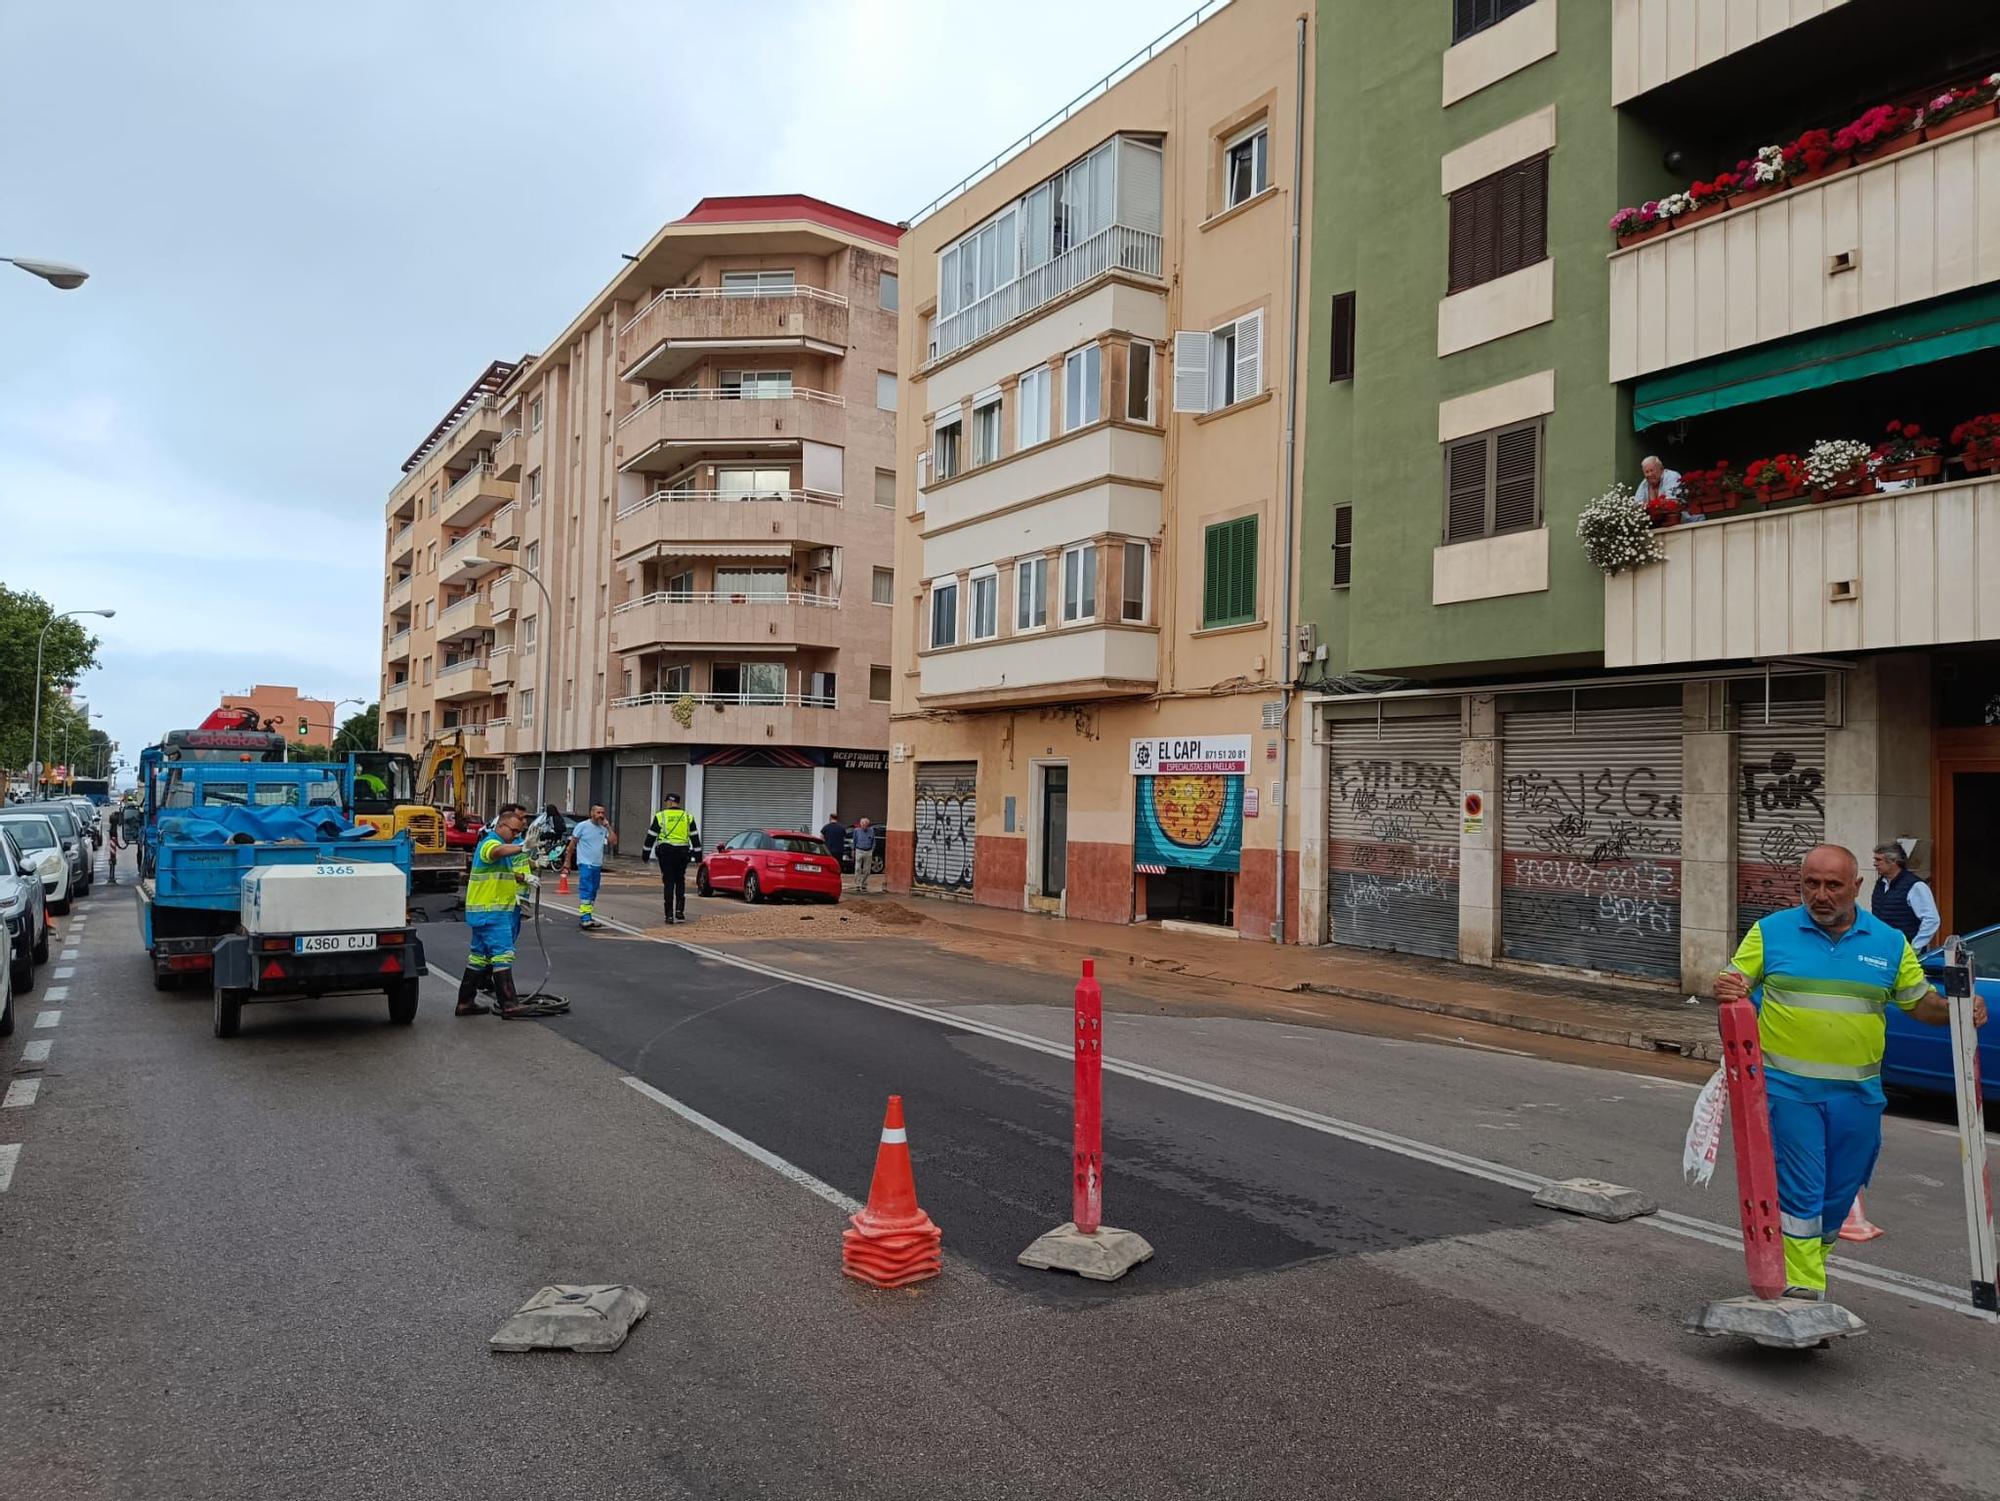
[913,761,977,895]
[1501,705,1683,980]
[1326,717,1462,959]
[1735,696,1826,934]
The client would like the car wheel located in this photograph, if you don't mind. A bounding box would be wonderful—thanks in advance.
[32,921,49,964]
[696,865,714,898]
[0,971,12,1037]
[51,895,69,916]
[11,941,33,995]
[743,871,762,904]
[386,977,419,1026]
[213,986,245,1038]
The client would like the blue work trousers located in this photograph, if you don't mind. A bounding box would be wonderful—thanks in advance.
[1769,1086,1884,1291]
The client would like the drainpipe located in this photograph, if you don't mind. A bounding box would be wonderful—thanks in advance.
[1271,14,1306,944]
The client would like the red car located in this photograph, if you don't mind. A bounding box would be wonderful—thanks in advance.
[697,829,843,904]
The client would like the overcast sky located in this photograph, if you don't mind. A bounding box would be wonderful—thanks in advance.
[1,0,1201,779]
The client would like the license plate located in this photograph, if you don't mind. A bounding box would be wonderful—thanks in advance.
[794,862,823,873]
[294,932,377,954]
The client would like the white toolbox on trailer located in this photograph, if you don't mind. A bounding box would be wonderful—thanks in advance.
[241,861,405,935]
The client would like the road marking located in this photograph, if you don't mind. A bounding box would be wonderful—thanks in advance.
[44,987,68,1002]
[0,1144,17,1191]
[1418,1032,1538,1058]
[3,1079,39,1109]
[33,1011,59,1029]
[620,1076,861,1214]
[22,1040,51,1063]
[53,967,74,979]
[60,949,77,960]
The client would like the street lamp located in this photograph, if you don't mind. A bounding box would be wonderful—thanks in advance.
[327,697,367,750]
[31,608,114,799]
[488,545,553,809]
[5,257,88,291]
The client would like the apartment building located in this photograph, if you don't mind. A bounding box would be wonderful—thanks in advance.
[888,0,1313,939]
[379,196,902,852]
[1298,0,2000,990]
[219,684,338,742]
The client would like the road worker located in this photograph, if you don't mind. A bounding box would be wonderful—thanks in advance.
[461,801,533,1016]
[1715,843,1985,1300]
[565,804,617,930]
[643,792,698,924]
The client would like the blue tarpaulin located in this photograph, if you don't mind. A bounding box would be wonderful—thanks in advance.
[156,804,374,846]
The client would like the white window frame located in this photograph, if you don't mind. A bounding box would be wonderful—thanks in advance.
[967,566,1000,642]
[720,368,792,401]
[1015,555,1048,633]
[1017,365,1051,450]
[519,688,535,727]
[1060,542,1098,625]
[1127,341,1154,424]
[876,371,898,411]
[871,566,895,606]
[970,393,1003,467]
[721,269,795,294]
[1178,309,1263,415]
[928,577,960,649]
[529,396,543,432]
[521,614,538,649]
[1063,344,1101,433]
[1120,540,1149,624]
[1224,123,1270,209]
[879,271,899,311]
[874,467,897,508]
[526,469,542,505]
[933,409,963,482]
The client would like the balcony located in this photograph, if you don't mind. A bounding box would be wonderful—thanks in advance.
[493,426,523,481]
[1604,474,2000,668]
[491,501,521,546]
[445,724,492,758]
[932,224,1163,364]
[439,395,502,464]
[388,522,415,565]
[919,624,1158,708]
[618,286,850,383]
[382,682,409,714]
[434,658,493,702]
[1611,0,1851,105]
[440,530,503,585]
[384,630,411,665]
[489,644,516,687]
[387,575,413,614]
[919,424,1164,569]
[608,691,837,748]
[440,461,516,529]
[489,572,516,619]
[437,592,492,642]
[615,388,846,474]
[609,590,842,654]
[1609,120,2000,383]
[614,489,843,562]
[484,717,512,754]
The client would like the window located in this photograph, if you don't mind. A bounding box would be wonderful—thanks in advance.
[969,569,999,641]
[594,670,604,704]
[1443,420,1542,543]
[721,269,795,294]
[876,371,897,411]
[1171,311,1263,415]
[1018,365,1051,449]
[521,615,538,649]
[523,542,539,572]
[420,656,432,686]
[421,711,431,738]
[716,568,786,599]
[665,569,693,597]
[929,579,959,648]
[933,412,962,481]
[1447,153,1548,295]
[872,566,895,606]
[1063,344,1100,432]
[869,666,892,701]
[1121,542,1148,623]
[1061,543,1097,624]
[805,670,836,706]
[875,467,897,508]
[1332,504,1354,587]
[1224,124,1269,209]
[713,662,786,702]
[1016,555,1048,631]
[1127,342,1153,423]
[1453,0,1537,45]
[1329,292,1357,383]
[879,271,899,311]
[971,396,1002,467]
[717,467,791,499]
[661,664,690,695]
[720,368,792,400]
[527,469,542,506]
[530,396,543,431]
[1202,516,1258,628]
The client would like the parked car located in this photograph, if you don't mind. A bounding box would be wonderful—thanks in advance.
[30,802,91,897]
[696,829,843,904]
[1888,927,2000,1104]
[0,826,50,1016]
[0,812,73,914]
[62,796,103,846]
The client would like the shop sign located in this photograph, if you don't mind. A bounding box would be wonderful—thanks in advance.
[1129,736,1251,776]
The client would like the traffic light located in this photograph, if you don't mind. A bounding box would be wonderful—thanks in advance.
[298,717,310,737]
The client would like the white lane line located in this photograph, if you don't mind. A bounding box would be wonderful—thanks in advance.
[0,1144,17,1191]
[33,1011,60,1029]
[53,966,74,979]
[620,1076,861,1214]
[60,949,77,960]
[44,987,68,1002]
[1418,1032,1538,1058]
[22,1040,51,1064]
[3,1079,40,1109]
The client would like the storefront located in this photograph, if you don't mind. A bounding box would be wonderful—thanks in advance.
[696,748,817,850]
[1732,681,1827,934]
[1323,715,1461,960]
[912,760,977,897]
[1131,735,1248,929]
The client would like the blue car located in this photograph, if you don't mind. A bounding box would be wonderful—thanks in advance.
[1887,928,2000,1102]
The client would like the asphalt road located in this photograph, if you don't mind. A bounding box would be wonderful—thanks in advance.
[5,880,2000,1499]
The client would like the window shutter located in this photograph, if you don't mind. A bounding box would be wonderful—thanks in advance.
[1519,152,1548,268]
[1232,517,1258,620]
[1492,423,1541,533]
[1203,523,1225,622]
[1329,293,1356,383]
[1332,504,1353,587]
[1233,311,1263,401]
[1172,331,1210,413]
[1444,436,1489,544]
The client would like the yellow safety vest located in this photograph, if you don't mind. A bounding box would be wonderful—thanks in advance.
[652,807,692,846]
[466,833,518,914]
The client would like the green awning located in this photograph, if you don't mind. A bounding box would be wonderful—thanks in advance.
[1633,284,2000,430]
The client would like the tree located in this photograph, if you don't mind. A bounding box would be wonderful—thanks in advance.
[333,704,378,755]
[0,586,101,771]
[292,741,334,763]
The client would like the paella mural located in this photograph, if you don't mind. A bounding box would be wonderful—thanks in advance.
[1134,773,1243,874]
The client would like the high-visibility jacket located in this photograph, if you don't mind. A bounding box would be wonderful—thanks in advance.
[651,807,693,846]
[1727,905,1931,1099]
[466,832,519,915]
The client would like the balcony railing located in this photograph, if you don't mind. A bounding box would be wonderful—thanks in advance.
[384,629,411,660]
[440,395,500,451]
[613,590,839,612]
[446,460,493,497]
[612,691,837,710]
[389,523,414,559]
[932,224,1164,361]
[617,385,845,431]
[618,283,848,337]
[617,487,842,520]
[442,530,493,565]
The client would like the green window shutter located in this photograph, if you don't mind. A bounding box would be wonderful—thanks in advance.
[1231,516,1257,623]
[1203,517,1257,627]
[1203,524,1225,625]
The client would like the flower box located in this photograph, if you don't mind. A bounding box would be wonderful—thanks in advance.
[1616,219,1675,247]
[1813,476,1876,502]
[1756,484,1808,505]
[1961,445,2000,476]
[1876,454,1943,483]
[1926,100,1999,140]
[1852,125,1921,161]
[1785,154,1851,188]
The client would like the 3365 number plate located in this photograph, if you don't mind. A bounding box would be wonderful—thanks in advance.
[295,932,377,954]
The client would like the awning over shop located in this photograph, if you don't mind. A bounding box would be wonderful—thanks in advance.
[1633,285,2000,430]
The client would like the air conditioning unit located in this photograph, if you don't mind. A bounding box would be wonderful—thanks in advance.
[810,548,835,571]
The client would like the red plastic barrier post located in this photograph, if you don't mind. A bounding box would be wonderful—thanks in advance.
[1718,997,1785,1300]
[1074,960,1103,1236]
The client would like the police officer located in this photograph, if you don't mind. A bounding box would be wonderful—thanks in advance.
[644,792,699,924]
[461,802,532,1016]
[1715,843,1985,1300]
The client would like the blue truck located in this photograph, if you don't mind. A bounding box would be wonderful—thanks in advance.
[135,752,427,1037]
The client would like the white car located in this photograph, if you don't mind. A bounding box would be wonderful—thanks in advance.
[0,813,72,915]
[0,828,48,1032]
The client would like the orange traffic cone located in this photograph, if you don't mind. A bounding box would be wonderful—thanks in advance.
[558,866,570,895]
[1838,1191,1884,1242]
[842,1095,942,1289]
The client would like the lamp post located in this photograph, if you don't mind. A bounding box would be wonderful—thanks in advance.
[31,608,115,799]
[326,697,367,752]
[4,257,88,291]
[490,546,553,810]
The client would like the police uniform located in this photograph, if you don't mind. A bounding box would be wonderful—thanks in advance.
[463,830,523,1008]
[1727,904,1931,1295]
[649,804,697,922]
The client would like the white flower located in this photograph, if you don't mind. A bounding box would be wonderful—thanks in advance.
[1749,144,1787,184]
[1577,482,1668,575]
[1803,438,1872,488]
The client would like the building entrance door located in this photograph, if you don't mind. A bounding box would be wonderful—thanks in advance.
[1039,765,1068,900]
[1931,728,2000,936]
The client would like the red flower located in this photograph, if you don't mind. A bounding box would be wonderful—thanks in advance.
[1885,419,1903,434]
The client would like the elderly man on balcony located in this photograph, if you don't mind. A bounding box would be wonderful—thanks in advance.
[1635,454,1682,507]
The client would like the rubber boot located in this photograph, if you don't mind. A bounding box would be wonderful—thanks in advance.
[493,968,529,1019]
[456,972,490,1016]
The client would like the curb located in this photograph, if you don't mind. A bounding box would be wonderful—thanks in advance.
[1299,982,1721,1063]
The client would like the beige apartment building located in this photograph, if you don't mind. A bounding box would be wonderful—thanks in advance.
[888,0,1313,939]
[379,196,902,851]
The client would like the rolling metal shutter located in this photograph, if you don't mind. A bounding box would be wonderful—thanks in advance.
[701,766,814,852]
[1735,696,1826,934]
[615,765,654,856]
[913,761,977,897]
[1501,704,1683,980]
[1326,717,1462,960]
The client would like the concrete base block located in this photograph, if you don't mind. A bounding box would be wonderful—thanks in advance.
[489,1284,650,1353]
[1685,1296,1866,1349]
[1017,1222,1154,1282]
[1532,1177,1658,1223]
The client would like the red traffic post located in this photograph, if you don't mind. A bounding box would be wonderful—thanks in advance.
[1716,997,1785,1301]
[1017,959,1154,1281]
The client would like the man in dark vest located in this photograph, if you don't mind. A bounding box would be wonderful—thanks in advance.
[1870,843,1939,950]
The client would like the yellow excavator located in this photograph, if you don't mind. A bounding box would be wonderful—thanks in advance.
[350,736,465,891]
